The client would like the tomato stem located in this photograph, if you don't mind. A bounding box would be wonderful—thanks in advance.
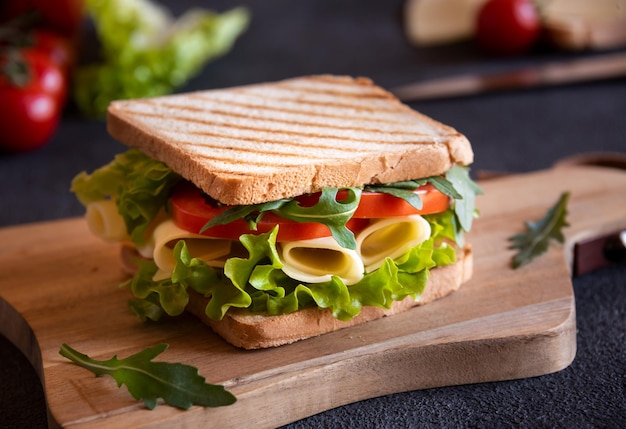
[1,50,32,87]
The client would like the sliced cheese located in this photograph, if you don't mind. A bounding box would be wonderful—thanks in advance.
[279,236,364,285]
[152,219,232,280]
[85,200,129,242]
[356,215,431,272]
[404,0,487,46]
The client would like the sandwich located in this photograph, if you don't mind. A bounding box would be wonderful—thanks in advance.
[71,75,481,349]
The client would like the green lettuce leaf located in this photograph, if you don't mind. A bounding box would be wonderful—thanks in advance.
[71,149,181,246]
[126,241,253,321]
[128,293,165,322]
[124,259,189,316]
[126,210,459,323]
[74,0,249,117]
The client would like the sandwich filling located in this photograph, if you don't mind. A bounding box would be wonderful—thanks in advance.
[72,149,481,322]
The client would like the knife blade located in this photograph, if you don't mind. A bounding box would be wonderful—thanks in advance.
[391,51,626,102]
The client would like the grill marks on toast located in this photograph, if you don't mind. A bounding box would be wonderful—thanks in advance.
[110,81,446,171]
[107,75,473,203]
[194,93,413,124]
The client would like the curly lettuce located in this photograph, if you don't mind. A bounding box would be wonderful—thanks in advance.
[73,0,250,117]
[127,211,458,322]
[70,149,181,246]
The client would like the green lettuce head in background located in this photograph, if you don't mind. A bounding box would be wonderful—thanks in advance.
[73,0,250,117]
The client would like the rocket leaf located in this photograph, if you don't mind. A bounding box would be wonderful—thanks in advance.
[59,344,236,410]
[508,192,570,269]
[202,187,362,250]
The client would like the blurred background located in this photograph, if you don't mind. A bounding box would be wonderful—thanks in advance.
[1,0,625,225]
[0,0,625,428]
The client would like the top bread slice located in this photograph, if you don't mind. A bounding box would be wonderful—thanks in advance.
[107,75,473,205]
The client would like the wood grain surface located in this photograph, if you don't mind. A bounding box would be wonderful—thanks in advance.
[1,165,625,428]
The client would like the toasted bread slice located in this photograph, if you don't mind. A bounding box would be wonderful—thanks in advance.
[185,245,472,349]
[107,75,473,205]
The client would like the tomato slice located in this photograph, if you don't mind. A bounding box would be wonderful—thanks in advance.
[295,184,449,218]
[353,184,449,218]
[170,181,449,241]
[170,181,368,242]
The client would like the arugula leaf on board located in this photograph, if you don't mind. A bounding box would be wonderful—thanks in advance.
[508,192,570,269]
[59,344,236,410]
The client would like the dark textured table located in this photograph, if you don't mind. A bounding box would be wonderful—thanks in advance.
[1,1,625,428]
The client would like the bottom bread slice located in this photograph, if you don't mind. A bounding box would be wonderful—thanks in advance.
[186,245,473,349]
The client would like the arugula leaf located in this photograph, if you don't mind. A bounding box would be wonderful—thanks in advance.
[202,188,362,249]
[200,169,480,251]
[508,192,570,269]
[200,198,290,233]
[427,175,463,200]
[365,182,425,209]
[365,174,463,211]
[59,344,236,410]
[275,188,361,249]
[365,167,481,246]
[445,165,483,233]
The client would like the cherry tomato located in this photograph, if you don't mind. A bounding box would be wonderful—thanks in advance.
[0,51,62,152]
[19,50,67,104]
[27,30,75,76]
[475,0,540,56]
[170,181,449,242]
[0,0,84,38]
[0,83,60,152]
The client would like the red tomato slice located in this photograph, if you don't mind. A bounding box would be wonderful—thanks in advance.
[356,184,449,217]
[297,184,450,218]
[170,181,369,242]
[170,181,449,241]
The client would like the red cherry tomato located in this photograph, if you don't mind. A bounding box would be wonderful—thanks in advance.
[0,84,60,153]
[475,0,540,56]
[0,51,62,152]
[170,181,449,242]
[27,30,75,76]
[19,50,67,104]
[0,0,84,38]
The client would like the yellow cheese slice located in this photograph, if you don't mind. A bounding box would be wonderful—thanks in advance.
[85,200,129,242]
[356,215,431,272]
[152,219,232,280]
[279,236,365,285]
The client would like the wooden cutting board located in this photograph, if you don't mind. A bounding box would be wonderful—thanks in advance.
[1,165,625,428]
